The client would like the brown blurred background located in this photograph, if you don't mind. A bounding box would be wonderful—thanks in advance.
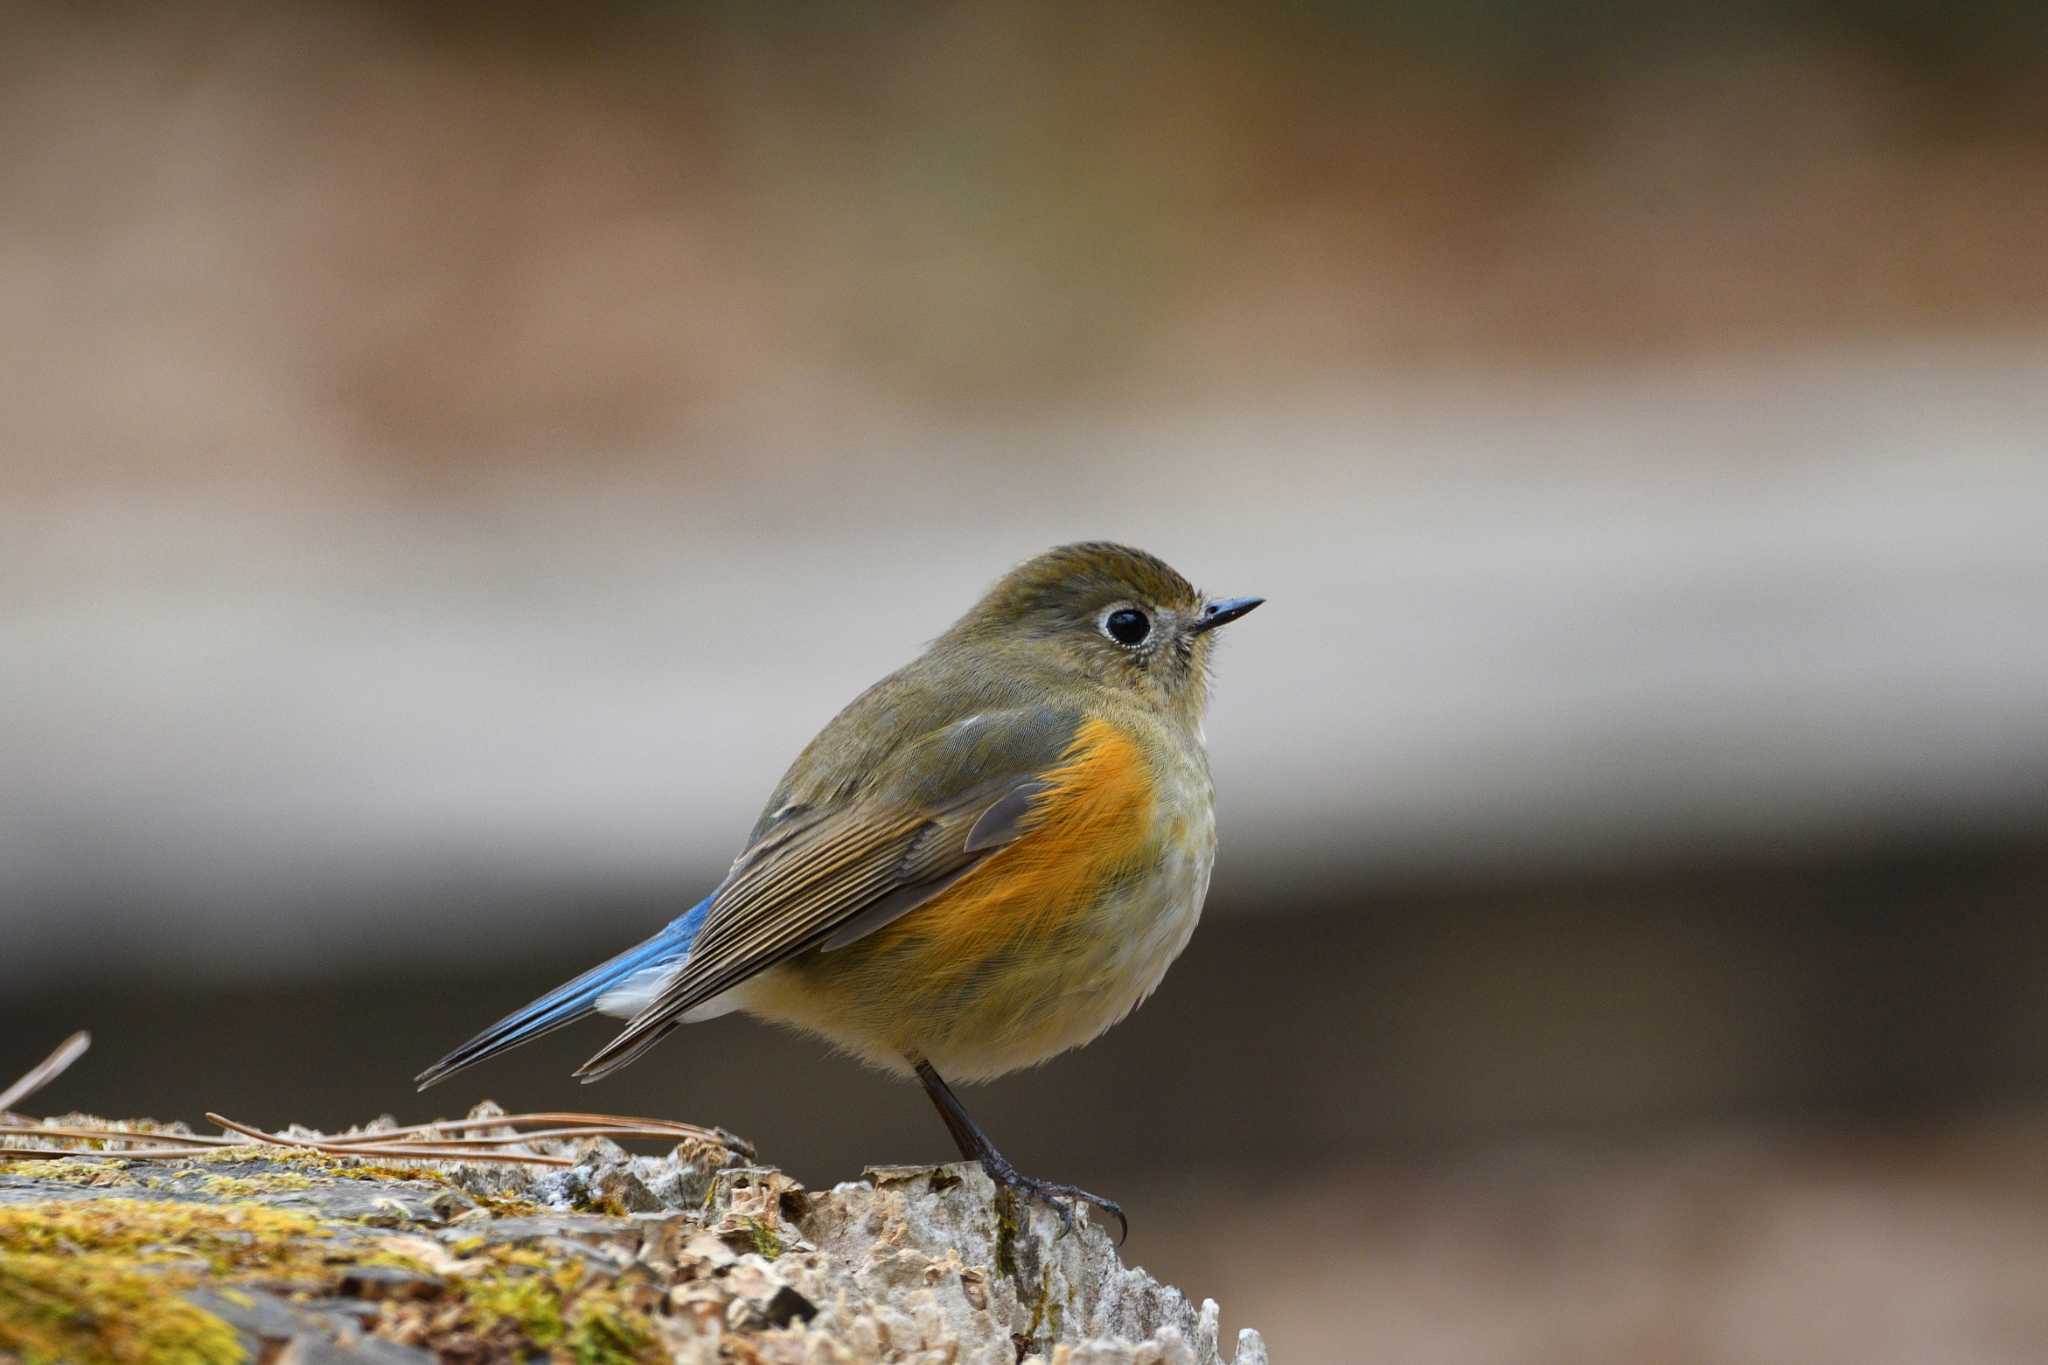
[5,3,2048,1361]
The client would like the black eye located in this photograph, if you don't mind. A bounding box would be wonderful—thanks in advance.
[1103,608,1151,646]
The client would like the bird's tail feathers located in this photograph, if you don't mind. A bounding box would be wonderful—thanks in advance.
[573,1020,683,1085]
[413,895,711,1090]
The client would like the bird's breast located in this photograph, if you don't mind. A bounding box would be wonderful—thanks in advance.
[1089,731,1215,1014]
[742,711,1218,1080]
[954,717,1215,1076]
[913,714,1167,947]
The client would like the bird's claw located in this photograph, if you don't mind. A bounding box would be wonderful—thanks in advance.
[980,1159,1129,1245]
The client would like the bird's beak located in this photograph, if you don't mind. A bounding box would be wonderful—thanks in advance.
[1193,595,1264,633]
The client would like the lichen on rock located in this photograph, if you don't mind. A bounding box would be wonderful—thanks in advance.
[0,1108,1265,1365]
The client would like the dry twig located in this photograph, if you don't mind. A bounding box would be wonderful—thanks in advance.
[0,1030,748,1169]
[0,1030,91,1115]
[0,1031,753,1170]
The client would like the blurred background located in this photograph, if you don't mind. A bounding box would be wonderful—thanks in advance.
[5,2,2048,1360]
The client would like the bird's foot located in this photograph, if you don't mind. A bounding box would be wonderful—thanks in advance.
[909,1057,1129,1244]
[976,1149,1128,1245]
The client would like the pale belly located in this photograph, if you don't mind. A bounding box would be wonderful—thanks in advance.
[738,756,1218,1082]
[963,804,1215,1074]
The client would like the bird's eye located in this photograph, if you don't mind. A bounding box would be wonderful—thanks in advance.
[1103,608,1151,646]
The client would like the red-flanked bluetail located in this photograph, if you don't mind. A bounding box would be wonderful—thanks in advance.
[418,543,1264,1240]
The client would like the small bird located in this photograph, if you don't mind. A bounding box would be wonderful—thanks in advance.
[417,543,1262,1238]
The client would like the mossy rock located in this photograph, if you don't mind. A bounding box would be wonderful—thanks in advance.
[1,1124,1264,1365]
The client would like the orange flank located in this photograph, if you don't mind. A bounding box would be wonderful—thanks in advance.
[740,712,1171,1077]
[902,715,1156,962]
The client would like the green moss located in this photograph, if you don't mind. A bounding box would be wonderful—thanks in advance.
[467,1189,544,1217]
[1022,1274,1063,1345]
[0,1251,244,1365]
[0,1157,129,1186]
[0,1199,326,1275]
[191,1170,314,1196]
[0,1201,319,1365]
[305,1158,452,1184]
[566,1291,656,1365]
[993,1188,1023,1282]
[575,1188,631,1217]
[293,1157,542,1217]
[452,1264,660,1365]
[0,1161,321,1204]
[459,1267,568,1346]
[0,1158,653,1362]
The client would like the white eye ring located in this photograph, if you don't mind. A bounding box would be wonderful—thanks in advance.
[1098,604,1152,647]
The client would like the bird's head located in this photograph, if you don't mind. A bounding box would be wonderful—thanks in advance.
[942,542,1262,723]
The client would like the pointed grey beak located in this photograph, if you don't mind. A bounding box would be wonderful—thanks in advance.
[1193,595,1264,633]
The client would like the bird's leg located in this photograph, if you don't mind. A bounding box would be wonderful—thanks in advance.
[911,1058,1128,1244]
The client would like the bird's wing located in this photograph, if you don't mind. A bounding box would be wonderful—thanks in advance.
[573,704,1089,1080]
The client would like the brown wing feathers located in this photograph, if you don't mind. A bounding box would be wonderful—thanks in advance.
[573,784,1037,1081]
[571,704,1083,1082]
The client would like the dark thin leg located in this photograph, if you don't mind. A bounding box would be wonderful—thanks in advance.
[912,1058,1128,1245]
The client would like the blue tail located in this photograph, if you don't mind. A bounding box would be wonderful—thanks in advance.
[415,895,711,1090]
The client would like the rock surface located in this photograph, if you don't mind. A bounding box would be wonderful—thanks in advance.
[0,1110,1265,1365]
